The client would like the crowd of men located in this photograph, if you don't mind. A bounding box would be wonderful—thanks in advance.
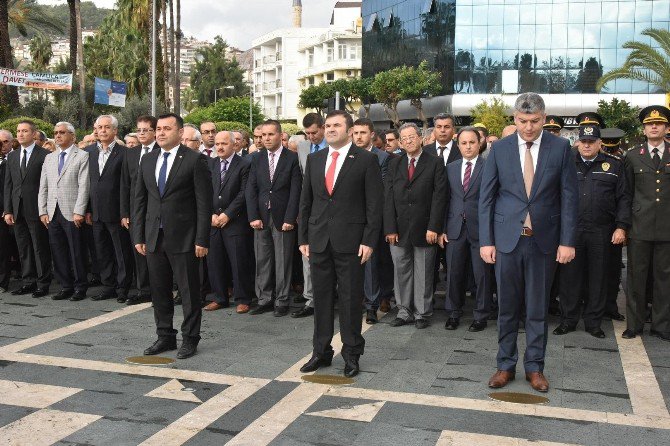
[0,91,668,388]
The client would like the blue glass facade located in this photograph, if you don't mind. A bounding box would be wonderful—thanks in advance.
[362,0,670,95]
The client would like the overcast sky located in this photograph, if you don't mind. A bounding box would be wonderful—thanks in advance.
[38,0,337,49]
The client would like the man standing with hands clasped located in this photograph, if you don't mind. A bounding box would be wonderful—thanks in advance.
[132,113,212,359]
[298,110,383,378]
[479,93,578,392]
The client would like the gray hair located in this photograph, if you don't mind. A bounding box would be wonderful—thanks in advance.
[125,132,138,138]
[514,93,545,114]
[288,135,303,145]
[95,114,119,129]
[0,129,13,140]
[398,122,421,137]
[184,124,202,140]
[54,122,75,134]
[423,127,434,138]
[216,130,234,141]
[433,113,455,125]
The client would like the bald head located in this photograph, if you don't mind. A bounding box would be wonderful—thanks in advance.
[501,125,517,138]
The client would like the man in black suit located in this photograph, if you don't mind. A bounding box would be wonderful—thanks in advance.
[205,131,254,314]
[121,115,157,305]
[423,113,462,166]
[298,110,384,377]
[0,131,14,292]
[86,115,133,302]
[3,120,52,297]
[442,127,494,332]
[246,119,302,317]
[385,123,446,330]
[132,113,212,359]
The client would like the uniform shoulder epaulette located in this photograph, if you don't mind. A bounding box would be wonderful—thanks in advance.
[603,151,621,161]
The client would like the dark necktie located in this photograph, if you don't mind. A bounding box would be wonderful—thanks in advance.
[584,160,593,170]
[652,148,661,169]
[437,146,445,157]
[141,146,149,161]
[408,157,416,181]
[205,148,212,157]
[311,143,319,154]
[158,152,169,196]
[463,161,472,191]
[220,159,228,183]
[58,151,66,175]
[20,149,27,177]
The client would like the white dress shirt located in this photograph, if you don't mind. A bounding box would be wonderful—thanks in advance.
[140,141,156,165]
[155,146,179,185]
[199,145,216,158]
[647,143,666,157]
[324,142,352,183]
[517,134,541,175]
[407,150,423,167]
[461,156,479,184]
[436,140,454,165]
[98,141,116,172]
[268,146,284,168]
[20,142,36,167]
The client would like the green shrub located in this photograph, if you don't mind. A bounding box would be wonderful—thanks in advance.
[281,123,301,136]
[215,121,250,133]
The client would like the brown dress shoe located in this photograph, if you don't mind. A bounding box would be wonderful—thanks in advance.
[525,371,549,392]
[204,302,224,311]
[379,299,391,313]
[488,370,515,388]
[236,304,250,314]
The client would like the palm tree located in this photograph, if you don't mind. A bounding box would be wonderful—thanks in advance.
[169,0,175,112]
[29,34,53,70]
[0,0,18,105]
[597,28,670,92]
[67,0,76,74]
[174,0,181,113]
[9,0,64,37]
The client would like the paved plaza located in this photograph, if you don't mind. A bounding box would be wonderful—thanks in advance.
[0,276,669,446]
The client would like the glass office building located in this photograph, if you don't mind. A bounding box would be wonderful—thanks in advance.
[362,0,669,121]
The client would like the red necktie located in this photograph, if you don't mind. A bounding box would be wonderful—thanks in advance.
[325,151,339,195]
[463,161,472,191]
[205,149,211,157]
[408,157,416,181]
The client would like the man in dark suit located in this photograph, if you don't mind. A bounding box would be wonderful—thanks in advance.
[298,110,383,377]
[0,132,14,292]
[442,127,494,332]
[205,131,254,314]
[352,118,392,324]
[132,113,212,359]
[623,105,670,342]
[423,113,462,166]
[246,119,302,317]
[385,123,446,329]
[86,115,133,302]
[479,93,578,392]
[3,120,52,297]
[121,115,157,305]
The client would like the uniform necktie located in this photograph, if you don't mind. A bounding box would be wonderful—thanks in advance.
[463,161,472,191]
[408,157,416,181]
[269,151,276,182]
[158,152,169,196]
[584,160,593,170]
[523,141,534,229]
[652,148,661,169]
[20,149,27,177]
[325,151,339,195]
[220,159,228,183]
[58,151,66,175]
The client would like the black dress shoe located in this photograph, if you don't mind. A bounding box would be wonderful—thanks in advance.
[273,306,289,317]
[144,337,177,355]
[291,306,314,318]
[622,328,643,339]
[344,356,360,378]
[91,292,115,301]
[52,289,74,300]
[88,278,102,287]
[444,318,459,330]
[249,302,274,315]
[177,342,198,359]
[469,319,487,332]
[117,296,127,303]
[585,327,606,338]
[365,310,378,325]
[293,295,307,304]
[70,292,87,301]
[552,324,576,335]
[415,319,430,329]
[548,307,562,316]
[605,311,625,321]
[300,353,333,373]
[650,330,670,342]
[127,294,152,306]
[32,288,49,298]
[389,317,406,327]
[12,284,37,295]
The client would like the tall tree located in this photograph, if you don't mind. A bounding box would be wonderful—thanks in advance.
[174,0,181,113]
[75,0,85,129]
[67,0,77,73]
[161,0,169,109]
[0,0,18,105]
[190,36,248,106]
[8,0,64,36]
[168,0,175,112]
[28,34,53,71]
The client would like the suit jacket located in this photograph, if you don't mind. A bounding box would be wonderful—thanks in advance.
[38,147,90,221]
[246,148,302,230]
[297,140,311,176]
[478,131,578,254]
[3,145,49,220]
[370,146,390,180]
[423,141,462,166]
[120,144,159,220]
[384,151,446,248]
[0,159,6,214]
[299,144,383,253]
[210,155,251,236]
[445,157,485,241]
[625,141,670,241]
[132,145,212,253]
[85,143,127,222]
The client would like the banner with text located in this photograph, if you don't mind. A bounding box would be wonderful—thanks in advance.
[0,67,72,90]
[94,77,127,107]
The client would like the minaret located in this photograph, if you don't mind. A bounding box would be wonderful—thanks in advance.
[293,0,302,28]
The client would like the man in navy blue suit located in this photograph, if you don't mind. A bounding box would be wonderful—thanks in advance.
[479,93,578,393]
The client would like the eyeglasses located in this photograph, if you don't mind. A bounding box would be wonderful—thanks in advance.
[54,130,72,135]
[400,135,419,143]
[136,128,154,134]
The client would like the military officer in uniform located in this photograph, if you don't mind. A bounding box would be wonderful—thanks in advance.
[576,112,606,129]
[622,105,670,341]
[553,125,631,338]
[543,116,565,136]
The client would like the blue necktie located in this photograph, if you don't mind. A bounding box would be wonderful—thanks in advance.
[158,152,169,196]
[311,143,319,154]
[58,151,66,175]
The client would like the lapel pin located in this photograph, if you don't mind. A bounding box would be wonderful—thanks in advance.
[640,148,645,155]
[348,155,354,158]
[179,155,183,158]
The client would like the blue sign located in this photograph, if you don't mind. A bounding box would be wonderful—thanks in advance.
[94,77,127,107]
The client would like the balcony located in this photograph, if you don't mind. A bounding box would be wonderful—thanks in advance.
[297,59,361,79]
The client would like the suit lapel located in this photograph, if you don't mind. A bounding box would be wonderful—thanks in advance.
[271,149,286,188]
[58,148,78,181]
[220,155,237,192]
[162,146,185,195]
[144,150,160,196]
[508,138,526,198]
[464,158,482,197]
[408,153,428,184]
[636,145,656,170]
[100,145,119,177]
[23,146,40,182]
[529,136,550,199]
[399,153,409,182]
[332,146,357,194]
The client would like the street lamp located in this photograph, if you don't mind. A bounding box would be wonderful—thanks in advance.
[214,85,235,103]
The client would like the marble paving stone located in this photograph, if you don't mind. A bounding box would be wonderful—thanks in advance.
[0,379,82,408]
[0,404,36,428]
[181,428,235,446]
[0,409,101,446]
[270,415,367,446]
[365,359,445,394]
[352,421,442,446]
[307,401,385,422]
[59,418,165,446]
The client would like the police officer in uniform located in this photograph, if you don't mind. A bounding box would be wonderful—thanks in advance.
[623,105,670,341]
[543,115,565,136]
[553,125,631,338]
